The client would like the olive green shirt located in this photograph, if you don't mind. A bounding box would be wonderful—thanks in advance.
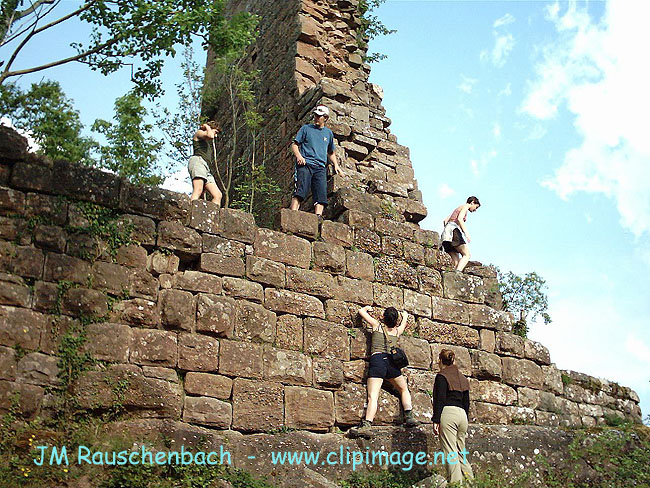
[370,330,399,355]
[192,138,215,165]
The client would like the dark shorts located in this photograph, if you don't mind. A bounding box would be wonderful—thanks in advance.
[368,353,402,379]
[293,164,328,206]
[442,228,466,253]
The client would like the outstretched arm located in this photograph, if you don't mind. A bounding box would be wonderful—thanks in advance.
[396,310,409,335]
[358,305,380,329]
[194,124,215,141]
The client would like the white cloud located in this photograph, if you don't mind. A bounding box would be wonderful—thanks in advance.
[458,75,478,94]
[494,13,516,29]
[626,335,650,364]
[470,149,497,177]
[498,83,512,97]
[493,123,501,139]
[526,124,547,141]
[437,183,456,199]
[523,1,650,238]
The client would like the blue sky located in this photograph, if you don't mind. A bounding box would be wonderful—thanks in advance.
[2,1,648,420]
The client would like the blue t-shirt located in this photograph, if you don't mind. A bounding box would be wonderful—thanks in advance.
[294,124,335,168]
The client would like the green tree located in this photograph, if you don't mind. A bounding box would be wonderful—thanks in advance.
[497,269,552,338]
[0,0,255,97]
[92,91,162,186]
[0,80,96,163]
[357,0,396,63]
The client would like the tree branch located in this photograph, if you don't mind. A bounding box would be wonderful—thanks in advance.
[1,35,120,83]
[14,0,57,21]
[2,0,95,75]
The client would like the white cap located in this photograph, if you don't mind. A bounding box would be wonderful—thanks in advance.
[313,105,329,116]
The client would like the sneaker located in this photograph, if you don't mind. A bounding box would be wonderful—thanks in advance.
[349,420,373,438]
[404,410,419,427]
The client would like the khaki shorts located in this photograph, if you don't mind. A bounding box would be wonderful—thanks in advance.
[188,156,216,185]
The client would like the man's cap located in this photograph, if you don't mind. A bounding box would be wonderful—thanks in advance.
[313,105,329,116]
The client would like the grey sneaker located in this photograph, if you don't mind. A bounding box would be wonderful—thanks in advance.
[349,420,373,438]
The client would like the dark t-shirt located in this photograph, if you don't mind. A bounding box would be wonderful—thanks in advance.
[432,374,470,423]
[193,138,214,165]
[294,124,335,167]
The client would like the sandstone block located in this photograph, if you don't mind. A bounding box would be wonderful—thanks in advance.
[0,381,43,419]
[541,364,564,395]
[374,256,418,289]
[157,221,201,256]
[246,255,286,288]
[469,379,516,405]
[189,200,221,234]
[183,396,231,428]
[354,228,381,254]
[265,288,324,318]
[275,314,303,351]
[471,350,502,380]
[117,214,156,246]
[111,298,159,328]
[325,300,360,328]
[339,209,374,229]
[0,187,25,214]
[497,332,525,357]
[130,329,177,367]
[232,379,283,432]
[199,252,245,277]
[400,336,432,369]
[345,250,374,281]
[172,271,223,294]
[313,358,344,388]
[202,235,245,256]
[12,246,44,279]
[220,207,257,243]
[160,289,196,331]
[404,289,432,318]
[263,347,312,385]
[235,300,276,343]
[129,269,158,299]
[416,319,479,348]
[538,391,559,412]
[312,241,345,274]
[0,306,46,350]
[518,387,541,409]
[218,340,263,379]
[279,208,318,238]
[374,218,413,239]
[33,224,66,252]
[116,244,147,269]
[350,328,371,359]
[146,251,180,276]
[431,296,469,325]
[222,277,263,303]
[536,411,561,427]
[16,352,59,386]
[184,372,232,399]
[120,182,189,223]
[178,333,219,372]
[285,386,334,431]
[321,220,353,247]
[511,407,536,425]
[471,402,511,424]
[334,382,366,425]
[332,276,373,304]
[304,318,350,360]
[142,366,178,383]
[479,329,496,353]
[524,339,551,365]
[287,267,337,298]
[442,271,485,304]
[44,253,91,284]
[415,229,440,248]
[196,294,236,337]
[468,304,511,330]
[502,357,543,389]
[373,283,404,308]
[0,346,16,380]
[403,241,425,265]
[84,323,132,362]
[343,360,367,383]
[0,274,31,308]
[62,288,108,318]
[417,266,442,297]
[254,228,311,268]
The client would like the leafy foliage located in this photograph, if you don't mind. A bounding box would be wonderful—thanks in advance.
[0,80,96,163]
[92,91,163,185]
[0,0,256,98]
[357,0,396,63]
[497,269,551,338]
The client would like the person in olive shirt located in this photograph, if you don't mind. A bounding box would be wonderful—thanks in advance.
[349,305,418,439]
[188,121,222,204]
[432,349,474,485]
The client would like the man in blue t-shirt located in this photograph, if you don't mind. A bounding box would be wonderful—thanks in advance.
[289,104,342,217]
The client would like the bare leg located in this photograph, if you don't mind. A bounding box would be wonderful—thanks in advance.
[204,182,222,206]
[190,178,205,201]
[290,196,301,210]
[387,375,413,411]
[449,251,461,269]
[314,203,325,216]
[456,244,471,272]
[365,377,384,422]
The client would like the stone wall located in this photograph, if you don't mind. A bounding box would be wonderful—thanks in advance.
[0,126,642,433]
[204,0,427,224]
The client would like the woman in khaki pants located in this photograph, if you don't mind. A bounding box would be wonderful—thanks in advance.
[432,349,474,485]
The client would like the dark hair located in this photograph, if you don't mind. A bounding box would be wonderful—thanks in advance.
[466,196,480,206]
[206,120,221,132]
[439,349,455,366]
[383,307,399,328]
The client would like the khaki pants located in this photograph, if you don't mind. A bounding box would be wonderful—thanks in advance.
[440,406,474,484]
